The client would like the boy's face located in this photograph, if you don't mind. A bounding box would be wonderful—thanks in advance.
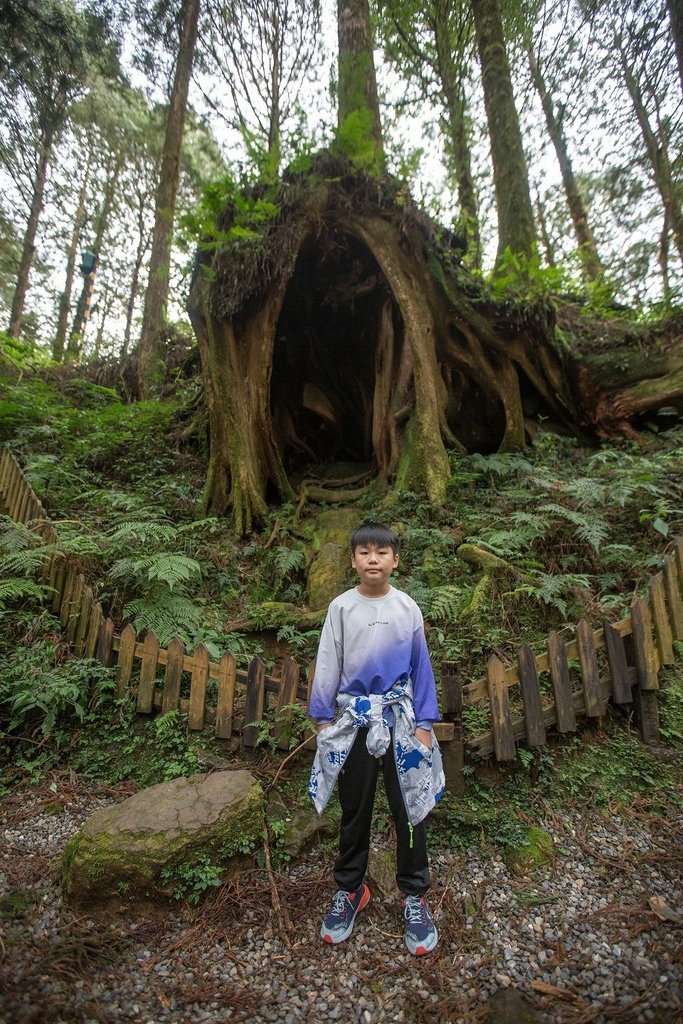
[351,542,398,594]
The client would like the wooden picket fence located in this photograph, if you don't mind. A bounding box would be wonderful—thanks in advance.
[1,444,681,792]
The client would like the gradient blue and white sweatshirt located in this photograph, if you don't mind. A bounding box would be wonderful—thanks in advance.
[308,586,441,727]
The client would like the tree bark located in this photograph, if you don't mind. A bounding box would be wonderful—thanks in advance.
[66,151,122,361]
[666,0,683,97]
[122,199,151,360]
[54,146,92,361]
[527,46,605,284]
[433,0,481,269]
[618,37,683,269]
[188,161,580,534]
[337,0,385,168]
[471,0,536,266]
[8,128,54,338]
[138,0,201,396]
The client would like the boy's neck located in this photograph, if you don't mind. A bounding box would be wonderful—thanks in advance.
[356,582,392,598]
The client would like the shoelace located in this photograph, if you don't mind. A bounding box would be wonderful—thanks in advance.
[403,896,427,925]
[331,890,352,917]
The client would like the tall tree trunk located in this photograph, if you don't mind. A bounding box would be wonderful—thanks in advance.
[527,46,605,283]
[53,148,92,361]
[659,211,672,305]
[619,38,683,268]
[138,0,201,396]
[471,0,536,266]
[337,0,385,169]
[433,0,481,269]
[92,278,114,360]
[267,6,281,169]
[667,0,683,96]
[122,200,151,359]
[66,152,122,361]
[535,194,556,268]
[7,128,54,338]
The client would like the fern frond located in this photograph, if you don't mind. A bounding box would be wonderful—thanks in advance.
[470,452,534,478]
[105,520,178,547]
[538,503,610,551]
[176,517,219,536]
[0,578,47,608]
[109,553,202,591]
[0,548,50,577]
[0,517,38,554]
[427,584,473,622]
[124,589,205,647]
[273,545,305,582]
[512,571,592,617]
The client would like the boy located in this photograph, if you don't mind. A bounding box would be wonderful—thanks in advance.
[308,522,445,956]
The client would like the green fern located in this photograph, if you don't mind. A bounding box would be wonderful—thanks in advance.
[109,553,202,591]
[469,452,534,479]
[471,512,547,557]
[512,571,592,617]
[537,503,610,551]
[0,578,47,608]
[123,589,206,647]
[427,584,473,622]
[273,545,305,584]
[105,520,178,548]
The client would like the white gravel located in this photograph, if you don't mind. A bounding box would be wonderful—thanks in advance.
[1,782,681,1024]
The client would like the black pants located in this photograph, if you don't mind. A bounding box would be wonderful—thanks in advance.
[334,727,431,896]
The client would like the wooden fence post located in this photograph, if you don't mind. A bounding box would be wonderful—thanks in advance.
[96,616,115,667]
[216,652,236,738]
[59,565,76,628]
[486,655,516,761]
[576,619,605,718]
[675,538,683,591]
[188,644,209,730]
[137,631,160,713]
[274,655,301,750]
[630,597,660,743]
[161,637,185,714]
[663,555,683,641]
[518,645,546,746]
[602,620,632,705]
[66,574,84,643]
[84,602,103,659]
[547,631,577,732]
[115,623,137,699]
[648,573,674,666]
[74,586,94,656]
[243,658,266,748]
[440,661,464,794]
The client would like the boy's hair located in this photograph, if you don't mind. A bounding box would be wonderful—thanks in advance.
[350,522,400,555]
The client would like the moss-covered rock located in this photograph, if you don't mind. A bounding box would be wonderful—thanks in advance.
[62,770,264,905]
[503,826,555,875]
[307,508,360,609]
[267,791,339,859]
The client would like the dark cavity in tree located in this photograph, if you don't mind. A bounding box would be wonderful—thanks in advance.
[272,230,391,474]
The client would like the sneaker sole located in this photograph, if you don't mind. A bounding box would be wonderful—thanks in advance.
[321,884,371,944]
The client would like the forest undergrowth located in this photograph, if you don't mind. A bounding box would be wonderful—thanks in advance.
[0,362,682,859]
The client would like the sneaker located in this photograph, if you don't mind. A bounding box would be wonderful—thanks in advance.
[402,894,438,955]
[320,884,371,944]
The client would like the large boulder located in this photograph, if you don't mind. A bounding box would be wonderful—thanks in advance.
[63,770,264,904]
[307,508,360,610]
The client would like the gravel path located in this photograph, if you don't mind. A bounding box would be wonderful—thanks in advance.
[1,777,681,1024]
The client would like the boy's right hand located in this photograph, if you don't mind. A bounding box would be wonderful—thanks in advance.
[317,722,332,732]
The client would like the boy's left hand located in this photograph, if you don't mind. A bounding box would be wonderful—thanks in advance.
[415,727,432,749]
